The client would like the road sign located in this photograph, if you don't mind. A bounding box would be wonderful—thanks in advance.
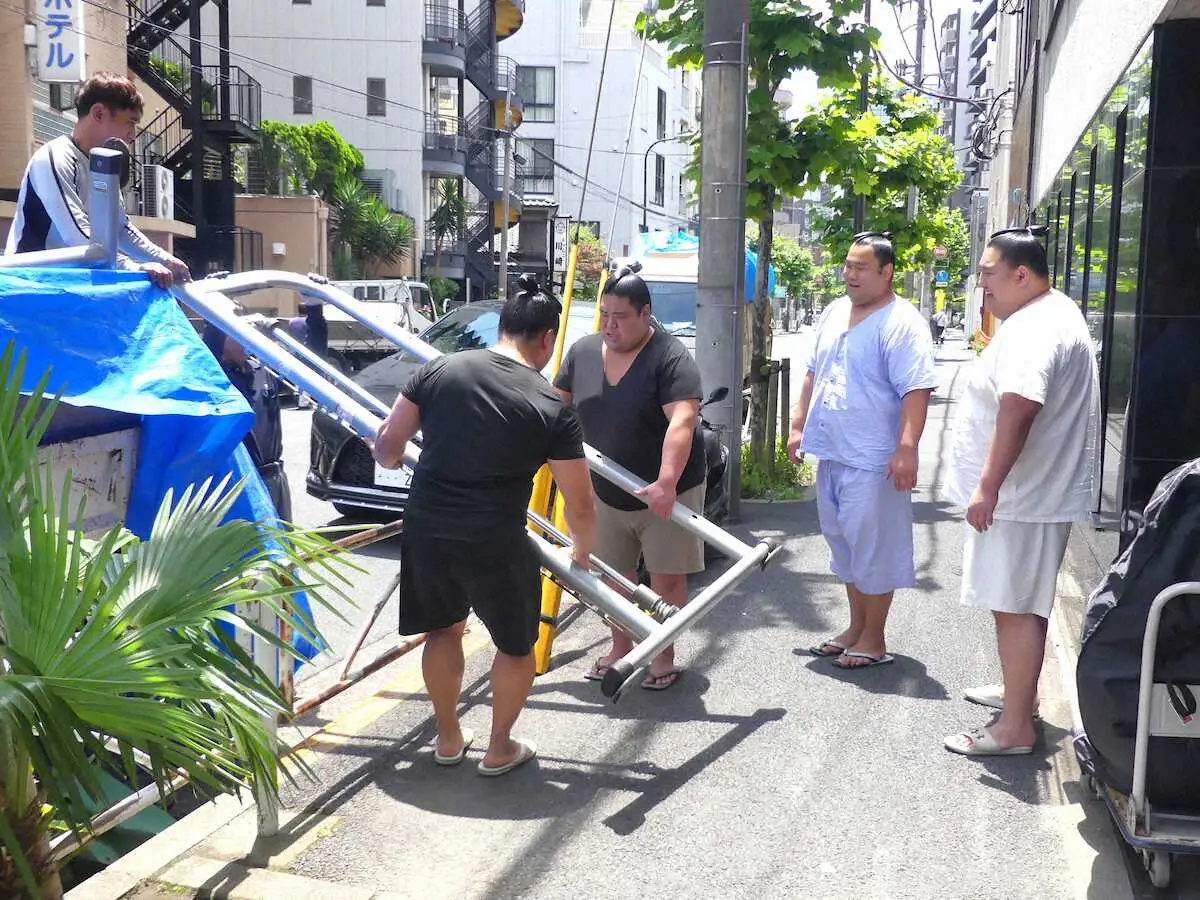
[934,270,949,287]
[934,245,948,258]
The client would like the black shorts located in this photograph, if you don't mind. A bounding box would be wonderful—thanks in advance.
[399,531,542,657]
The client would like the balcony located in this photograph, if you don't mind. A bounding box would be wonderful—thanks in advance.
[969,60,990,88]
[969,24,995,60]
[496,0,525,41]
[200,66,262,143]
[423,2,466,77]
[971,0,997,32]
[423,113,467,177]
[422,230,466,280]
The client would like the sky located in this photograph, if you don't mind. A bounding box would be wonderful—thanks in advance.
[780,0,973,117]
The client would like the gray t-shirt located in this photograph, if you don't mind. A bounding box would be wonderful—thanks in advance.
[555,329,705,511]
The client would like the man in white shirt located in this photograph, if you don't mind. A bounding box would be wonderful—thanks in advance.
[787,233,937,669]
[944,228,1099,757]
[5,73,189,288]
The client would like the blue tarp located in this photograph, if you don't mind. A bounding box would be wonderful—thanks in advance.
[633,230,776,300]
[0,266,318,661]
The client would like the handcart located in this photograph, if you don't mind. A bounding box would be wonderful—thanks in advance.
[1074,580,1200,889]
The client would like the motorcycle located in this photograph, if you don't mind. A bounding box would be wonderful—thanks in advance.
[699,386,731,526]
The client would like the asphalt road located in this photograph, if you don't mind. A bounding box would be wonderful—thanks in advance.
[273,331,1198,899]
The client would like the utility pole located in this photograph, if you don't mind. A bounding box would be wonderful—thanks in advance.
[904,0,927,308]
[498,86,513,299]
[697,0,749,521]
[852,0,871,233]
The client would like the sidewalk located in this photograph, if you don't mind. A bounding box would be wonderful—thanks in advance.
[68,337,1170,900]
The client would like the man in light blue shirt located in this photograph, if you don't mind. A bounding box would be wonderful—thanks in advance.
[787,232,937,669]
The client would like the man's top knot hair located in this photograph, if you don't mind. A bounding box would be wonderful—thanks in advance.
[516,272,543,296]
[609,260,643,282]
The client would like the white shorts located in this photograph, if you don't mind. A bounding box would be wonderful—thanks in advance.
[960,520,1072,618]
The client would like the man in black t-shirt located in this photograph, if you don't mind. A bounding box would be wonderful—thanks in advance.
[374,275,596,777]
[555,266,706,692]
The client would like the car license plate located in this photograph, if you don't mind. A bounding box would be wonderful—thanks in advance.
[374,463,413,489]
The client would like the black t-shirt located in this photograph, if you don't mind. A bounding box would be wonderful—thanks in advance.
[401,349,584,540]
[555,329,705,511]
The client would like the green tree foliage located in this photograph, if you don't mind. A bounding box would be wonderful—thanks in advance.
[771,236,816,305]
[641,0,879,465]
[569,224,608,300]
[256,121,364,201]
[427,179,467,277]
[805,77,962,278]
[330,175,413,279]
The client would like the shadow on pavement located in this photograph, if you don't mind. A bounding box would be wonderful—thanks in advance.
[798,652,950,700]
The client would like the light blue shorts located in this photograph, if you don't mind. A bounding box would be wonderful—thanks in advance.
[815,460,916,595]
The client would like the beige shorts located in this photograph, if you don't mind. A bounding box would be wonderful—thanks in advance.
[593,483,706,575]
[960,519,1072,618]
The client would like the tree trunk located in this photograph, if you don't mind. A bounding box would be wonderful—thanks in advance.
[748,186,776,469]
[0,766,64,900]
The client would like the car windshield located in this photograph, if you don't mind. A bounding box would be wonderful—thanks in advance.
[396,303,597,373]
[645,281,697,333]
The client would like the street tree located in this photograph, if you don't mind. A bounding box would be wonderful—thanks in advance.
[641,0,880,464]
[569,224,608,300]
[771,236,816,311]
[255,121,364,201]
[427,178,467,277]
[805,77,963,282]
[330,175,413,279]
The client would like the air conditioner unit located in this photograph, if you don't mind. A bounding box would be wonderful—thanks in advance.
[142,164,174,219]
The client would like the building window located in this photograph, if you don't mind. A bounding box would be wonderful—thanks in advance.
[49,83,75,112]
[516,66,555,123]
[656,87,667,140]
[653,153,665,207]
[367,78,387,116]
[367,0,385,5]
[293,76,312,114]
[519,138,555,194]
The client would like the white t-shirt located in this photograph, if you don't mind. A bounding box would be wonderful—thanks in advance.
[946,289,1100,522]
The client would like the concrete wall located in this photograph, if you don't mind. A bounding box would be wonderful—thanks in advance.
[235,194,330,316]
[85,0,128,77]
[0,5,35,191]
[219,0,425,225]
[1031,0,1172,202]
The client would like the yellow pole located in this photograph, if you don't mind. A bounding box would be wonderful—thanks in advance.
[532,256,609,674]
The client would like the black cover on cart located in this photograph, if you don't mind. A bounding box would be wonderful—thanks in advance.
[1077,459,1200,806]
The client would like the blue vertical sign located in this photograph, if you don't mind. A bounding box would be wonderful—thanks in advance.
[39,0,85,84]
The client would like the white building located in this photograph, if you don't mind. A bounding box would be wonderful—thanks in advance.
[498,0,700,261]
[216,0,530,295]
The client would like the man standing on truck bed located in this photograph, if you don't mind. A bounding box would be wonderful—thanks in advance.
[5,73,190,288]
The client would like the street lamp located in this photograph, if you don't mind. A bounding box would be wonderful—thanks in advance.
[642,131,691,232]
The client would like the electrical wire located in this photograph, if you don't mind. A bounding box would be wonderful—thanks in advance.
[927,0,944,89]
[576,0,619,223]
[22,0,694,231]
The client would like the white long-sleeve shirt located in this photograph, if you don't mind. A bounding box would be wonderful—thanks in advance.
[4,135,171,269]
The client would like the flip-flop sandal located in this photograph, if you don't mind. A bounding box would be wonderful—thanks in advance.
[832,651,895,670]
[583,658,613,682]
[433,728,475,767]
[477,739,538,777]
[640,668,684,691]
[809,639,848,658]
[944,726,1033,757]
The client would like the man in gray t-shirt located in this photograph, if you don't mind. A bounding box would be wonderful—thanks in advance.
[555,267,705,692]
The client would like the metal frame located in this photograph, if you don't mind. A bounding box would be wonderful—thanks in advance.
[183,270,778,699]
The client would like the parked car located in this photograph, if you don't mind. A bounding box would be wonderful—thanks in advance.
[305,299,731,524]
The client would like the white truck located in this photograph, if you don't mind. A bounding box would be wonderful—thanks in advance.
[326,278,433,371]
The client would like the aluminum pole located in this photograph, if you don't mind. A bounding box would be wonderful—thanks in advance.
[601,538,775,698]
[696,0,749,522]
[499,85,513,297]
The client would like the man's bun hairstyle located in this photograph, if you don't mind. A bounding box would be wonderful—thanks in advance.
[500,272,563,340]
[604,260,653,313]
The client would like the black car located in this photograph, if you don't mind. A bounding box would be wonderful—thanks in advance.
[306,300,730,522]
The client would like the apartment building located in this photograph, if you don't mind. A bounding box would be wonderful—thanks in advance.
[936,7,976,212]
[985,0,1200,552]
[498,0,701,265]
[0,0,194,257]
[221,0,530,298]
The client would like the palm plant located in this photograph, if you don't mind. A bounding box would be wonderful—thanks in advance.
[0,343,352,898]
[427,178,466,276]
